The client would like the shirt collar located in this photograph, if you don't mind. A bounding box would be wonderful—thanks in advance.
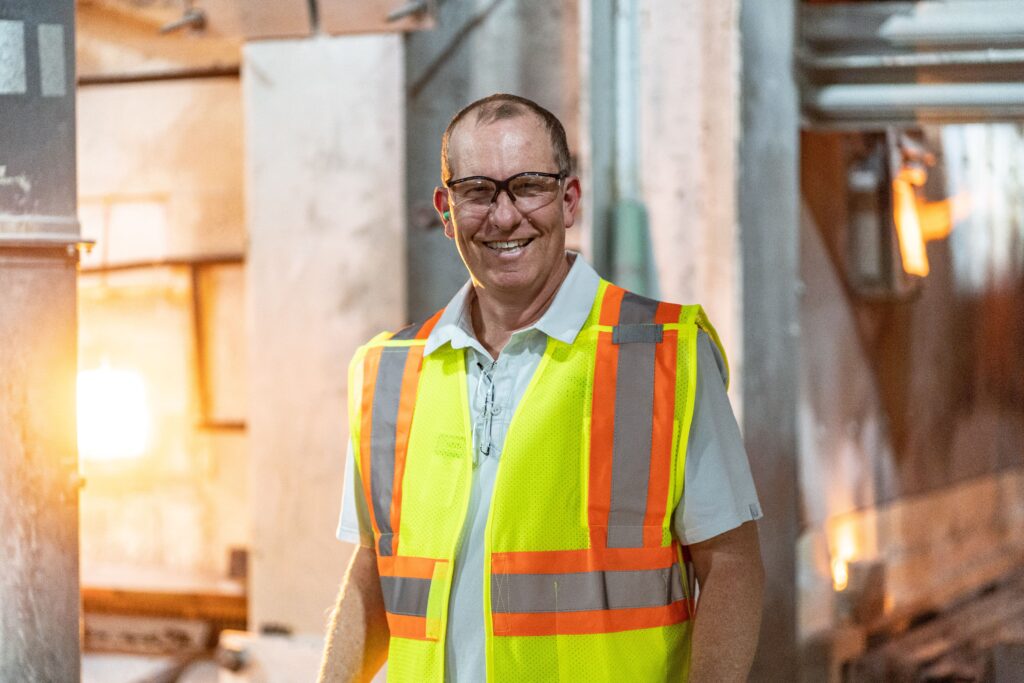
[423,252,600,356]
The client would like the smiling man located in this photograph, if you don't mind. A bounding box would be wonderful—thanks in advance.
[318,94,764,683]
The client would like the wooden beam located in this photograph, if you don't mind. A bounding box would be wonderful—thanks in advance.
[82,587,246,626]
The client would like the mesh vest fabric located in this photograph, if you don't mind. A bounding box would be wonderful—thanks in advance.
[349,280,727,682]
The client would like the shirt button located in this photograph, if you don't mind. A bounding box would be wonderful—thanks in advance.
[491,405,502,415]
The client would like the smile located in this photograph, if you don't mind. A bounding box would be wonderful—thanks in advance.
[485,238,534,253]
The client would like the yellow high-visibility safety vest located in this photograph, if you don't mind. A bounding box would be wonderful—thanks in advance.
[348,279,728,682]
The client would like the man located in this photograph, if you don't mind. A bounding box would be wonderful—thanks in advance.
[319,94,763,682]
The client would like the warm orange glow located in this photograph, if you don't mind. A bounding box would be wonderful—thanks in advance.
[831,527,858,593]
[832,557,850,593]
[893,175,930,277]
[78,363,151,461]
[917,191,973,242]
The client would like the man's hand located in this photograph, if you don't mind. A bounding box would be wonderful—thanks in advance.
[687,520,764,682]
[318,545,390,683]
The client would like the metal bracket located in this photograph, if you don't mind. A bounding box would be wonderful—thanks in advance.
[387,0,428,22]
[0,233,95,256]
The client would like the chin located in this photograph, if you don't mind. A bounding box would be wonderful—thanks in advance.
[480,269,536,293]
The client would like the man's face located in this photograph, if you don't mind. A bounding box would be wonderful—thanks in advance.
[434,115,581,299]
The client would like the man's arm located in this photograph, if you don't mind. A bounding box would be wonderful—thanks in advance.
[318,545,390,683]
[687,520,764,682]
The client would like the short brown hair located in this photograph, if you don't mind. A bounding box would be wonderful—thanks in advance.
[440,93,571,184]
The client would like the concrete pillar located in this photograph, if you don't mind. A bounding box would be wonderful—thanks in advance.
[637,1,744,408]
[243,35,405,634]
[0,0,81,679]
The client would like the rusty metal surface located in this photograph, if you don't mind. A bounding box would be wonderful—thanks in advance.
[740,0,801,679]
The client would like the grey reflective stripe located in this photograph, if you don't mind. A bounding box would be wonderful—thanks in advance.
[491,564,685,614]
[617,291,659,324]
[391,321,424,340]
[608,292,660,548]
[369,345,412,557]
[613,323,664,344]
[380,575,432,617]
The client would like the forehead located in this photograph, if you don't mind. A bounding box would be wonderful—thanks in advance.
[447,113,557,178]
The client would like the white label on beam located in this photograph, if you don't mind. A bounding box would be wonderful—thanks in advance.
[38,24,66,97]
[0,20,27,95]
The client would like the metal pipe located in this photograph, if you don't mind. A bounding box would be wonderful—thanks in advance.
[802,1,1024,49]
[806,82,1024,123]
[801,48,1024,72]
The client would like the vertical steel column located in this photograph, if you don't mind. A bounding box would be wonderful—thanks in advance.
[739,0,800,679]
[0,0,81,680]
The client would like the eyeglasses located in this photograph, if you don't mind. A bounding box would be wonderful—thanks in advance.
[445,171,565,218]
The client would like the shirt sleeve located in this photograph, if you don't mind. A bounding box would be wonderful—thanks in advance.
[672,330,763,545]
[336,439,375,548]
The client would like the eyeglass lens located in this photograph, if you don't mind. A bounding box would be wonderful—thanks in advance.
[450,174,561,216]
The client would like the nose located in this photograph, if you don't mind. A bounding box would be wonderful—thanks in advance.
[488,190,522,231]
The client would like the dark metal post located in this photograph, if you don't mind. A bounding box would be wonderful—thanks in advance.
[739,0,801,679]
[0,0,82,680]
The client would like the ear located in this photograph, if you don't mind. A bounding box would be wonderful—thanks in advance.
[433,187,454,239]
[561,176,582,229]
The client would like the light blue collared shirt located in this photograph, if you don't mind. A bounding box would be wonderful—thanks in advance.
[337,254,761,682]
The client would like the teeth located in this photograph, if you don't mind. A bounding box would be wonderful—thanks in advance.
[487,239,531,251]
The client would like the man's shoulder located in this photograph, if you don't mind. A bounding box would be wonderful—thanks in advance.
[356,307,448,349]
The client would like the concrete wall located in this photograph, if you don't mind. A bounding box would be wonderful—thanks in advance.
[77,78,245,263]
[76,78,247,588]
[244,35,405,634]
[638,1,743,405]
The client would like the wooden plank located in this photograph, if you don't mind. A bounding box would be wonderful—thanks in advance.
[317,0,436,35]
[82,587,247,626]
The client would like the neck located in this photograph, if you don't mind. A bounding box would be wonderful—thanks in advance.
[470,254,572,358]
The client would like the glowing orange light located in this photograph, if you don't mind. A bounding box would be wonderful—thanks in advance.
[831,527,858,593]
[78,363,151,461]
[917,191,972,243]
[893,174,930,277]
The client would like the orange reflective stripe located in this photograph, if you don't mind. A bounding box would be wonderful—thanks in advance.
[598,283,625,325]
[491,544,679,575]
[589,285,624,548]
[493,600,690,637]
[386,613,430,640]
[643,301,681,546]
[359,345,385,535]
[415,309,444,340]
[376,554,439,579]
